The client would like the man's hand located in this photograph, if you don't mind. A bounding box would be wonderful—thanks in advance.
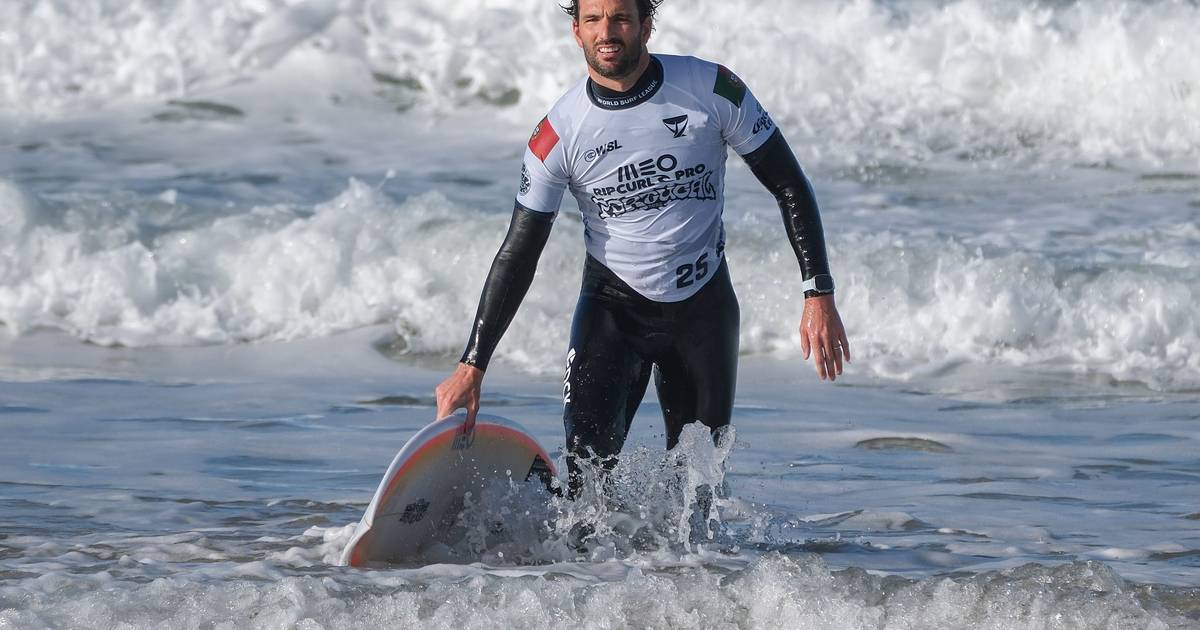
[799,294,850,381]
[435,363,485,428]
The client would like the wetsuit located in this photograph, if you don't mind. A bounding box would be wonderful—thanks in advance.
[459,55,834,495]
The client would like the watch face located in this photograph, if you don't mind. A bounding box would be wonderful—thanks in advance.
[814,275,835,293]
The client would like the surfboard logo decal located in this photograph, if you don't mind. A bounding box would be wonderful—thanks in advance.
[528,117,559,162]
[398,499,430,524]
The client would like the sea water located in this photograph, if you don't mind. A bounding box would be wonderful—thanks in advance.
[1,0,1198,627]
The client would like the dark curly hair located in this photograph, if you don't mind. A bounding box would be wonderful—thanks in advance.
[561,0,664,23]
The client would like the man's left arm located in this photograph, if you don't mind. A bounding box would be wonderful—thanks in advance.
[741,129,850,381]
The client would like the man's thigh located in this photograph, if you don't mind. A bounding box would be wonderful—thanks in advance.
[562,295,651,462]
[654,263,740,449]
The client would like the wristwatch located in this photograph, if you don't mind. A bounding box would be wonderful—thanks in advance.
[802,274,835,298]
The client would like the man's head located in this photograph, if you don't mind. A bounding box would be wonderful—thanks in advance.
[565,0,663,83]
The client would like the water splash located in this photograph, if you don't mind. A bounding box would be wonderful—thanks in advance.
[361,423,743,567]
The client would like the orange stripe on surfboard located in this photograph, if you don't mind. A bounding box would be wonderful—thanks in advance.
[348,421,556,567]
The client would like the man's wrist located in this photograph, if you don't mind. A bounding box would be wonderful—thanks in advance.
[459,351,487,372]
[801,274,835,298]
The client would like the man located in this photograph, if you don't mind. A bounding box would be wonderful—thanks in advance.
[436,0,849,496]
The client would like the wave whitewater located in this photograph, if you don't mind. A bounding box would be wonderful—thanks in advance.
[2,0,1198,167]
[1,177,1196,391]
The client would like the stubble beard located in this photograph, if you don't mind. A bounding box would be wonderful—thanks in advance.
[585,36,644,82]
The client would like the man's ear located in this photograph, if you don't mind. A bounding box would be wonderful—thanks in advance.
[572,19,584,49]
[641,17,653,44]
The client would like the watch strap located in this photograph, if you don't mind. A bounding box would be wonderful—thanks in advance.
[801,274,835,295]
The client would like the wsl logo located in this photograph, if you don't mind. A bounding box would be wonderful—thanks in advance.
[662,114,688,138]
[584,138,623,163]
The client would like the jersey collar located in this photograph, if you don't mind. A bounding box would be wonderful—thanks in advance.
[587,56,664,110]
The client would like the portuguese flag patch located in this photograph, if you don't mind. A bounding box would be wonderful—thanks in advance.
[713,65,746,107]
[528,116,559,162]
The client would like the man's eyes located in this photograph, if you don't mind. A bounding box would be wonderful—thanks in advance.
[583,15,632,23]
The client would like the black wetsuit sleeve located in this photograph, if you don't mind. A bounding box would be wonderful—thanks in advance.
[459,201,555,371]
[741,129,833,296]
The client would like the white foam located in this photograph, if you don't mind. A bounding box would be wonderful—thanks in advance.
[3,0,1198,167]
[264,523,357,568]
[0,556,1186,629]
[1,175,1196,389]
[0,179,34,241]
[0,179,561,353]
[734,222,1200,391]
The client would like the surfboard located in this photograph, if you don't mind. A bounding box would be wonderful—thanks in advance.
[341,413,557,567]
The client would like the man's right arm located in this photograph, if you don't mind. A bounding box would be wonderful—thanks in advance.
[435,201,555,425]
[436,112,568,423]
[459,201,555,372]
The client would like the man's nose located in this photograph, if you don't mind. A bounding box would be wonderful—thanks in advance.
[600,17,620,38]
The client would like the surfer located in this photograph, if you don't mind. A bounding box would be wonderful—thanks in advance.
[436,0,849,496]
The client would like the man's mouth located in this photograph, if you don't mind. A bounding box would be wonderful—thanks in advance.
[596,43,622,57]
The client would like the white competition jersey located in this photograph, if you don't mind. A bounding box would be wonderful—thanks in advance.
[517,54,776,302]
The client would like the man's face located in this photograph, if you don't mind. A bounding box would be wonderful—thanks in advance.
[572,0,652,81]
